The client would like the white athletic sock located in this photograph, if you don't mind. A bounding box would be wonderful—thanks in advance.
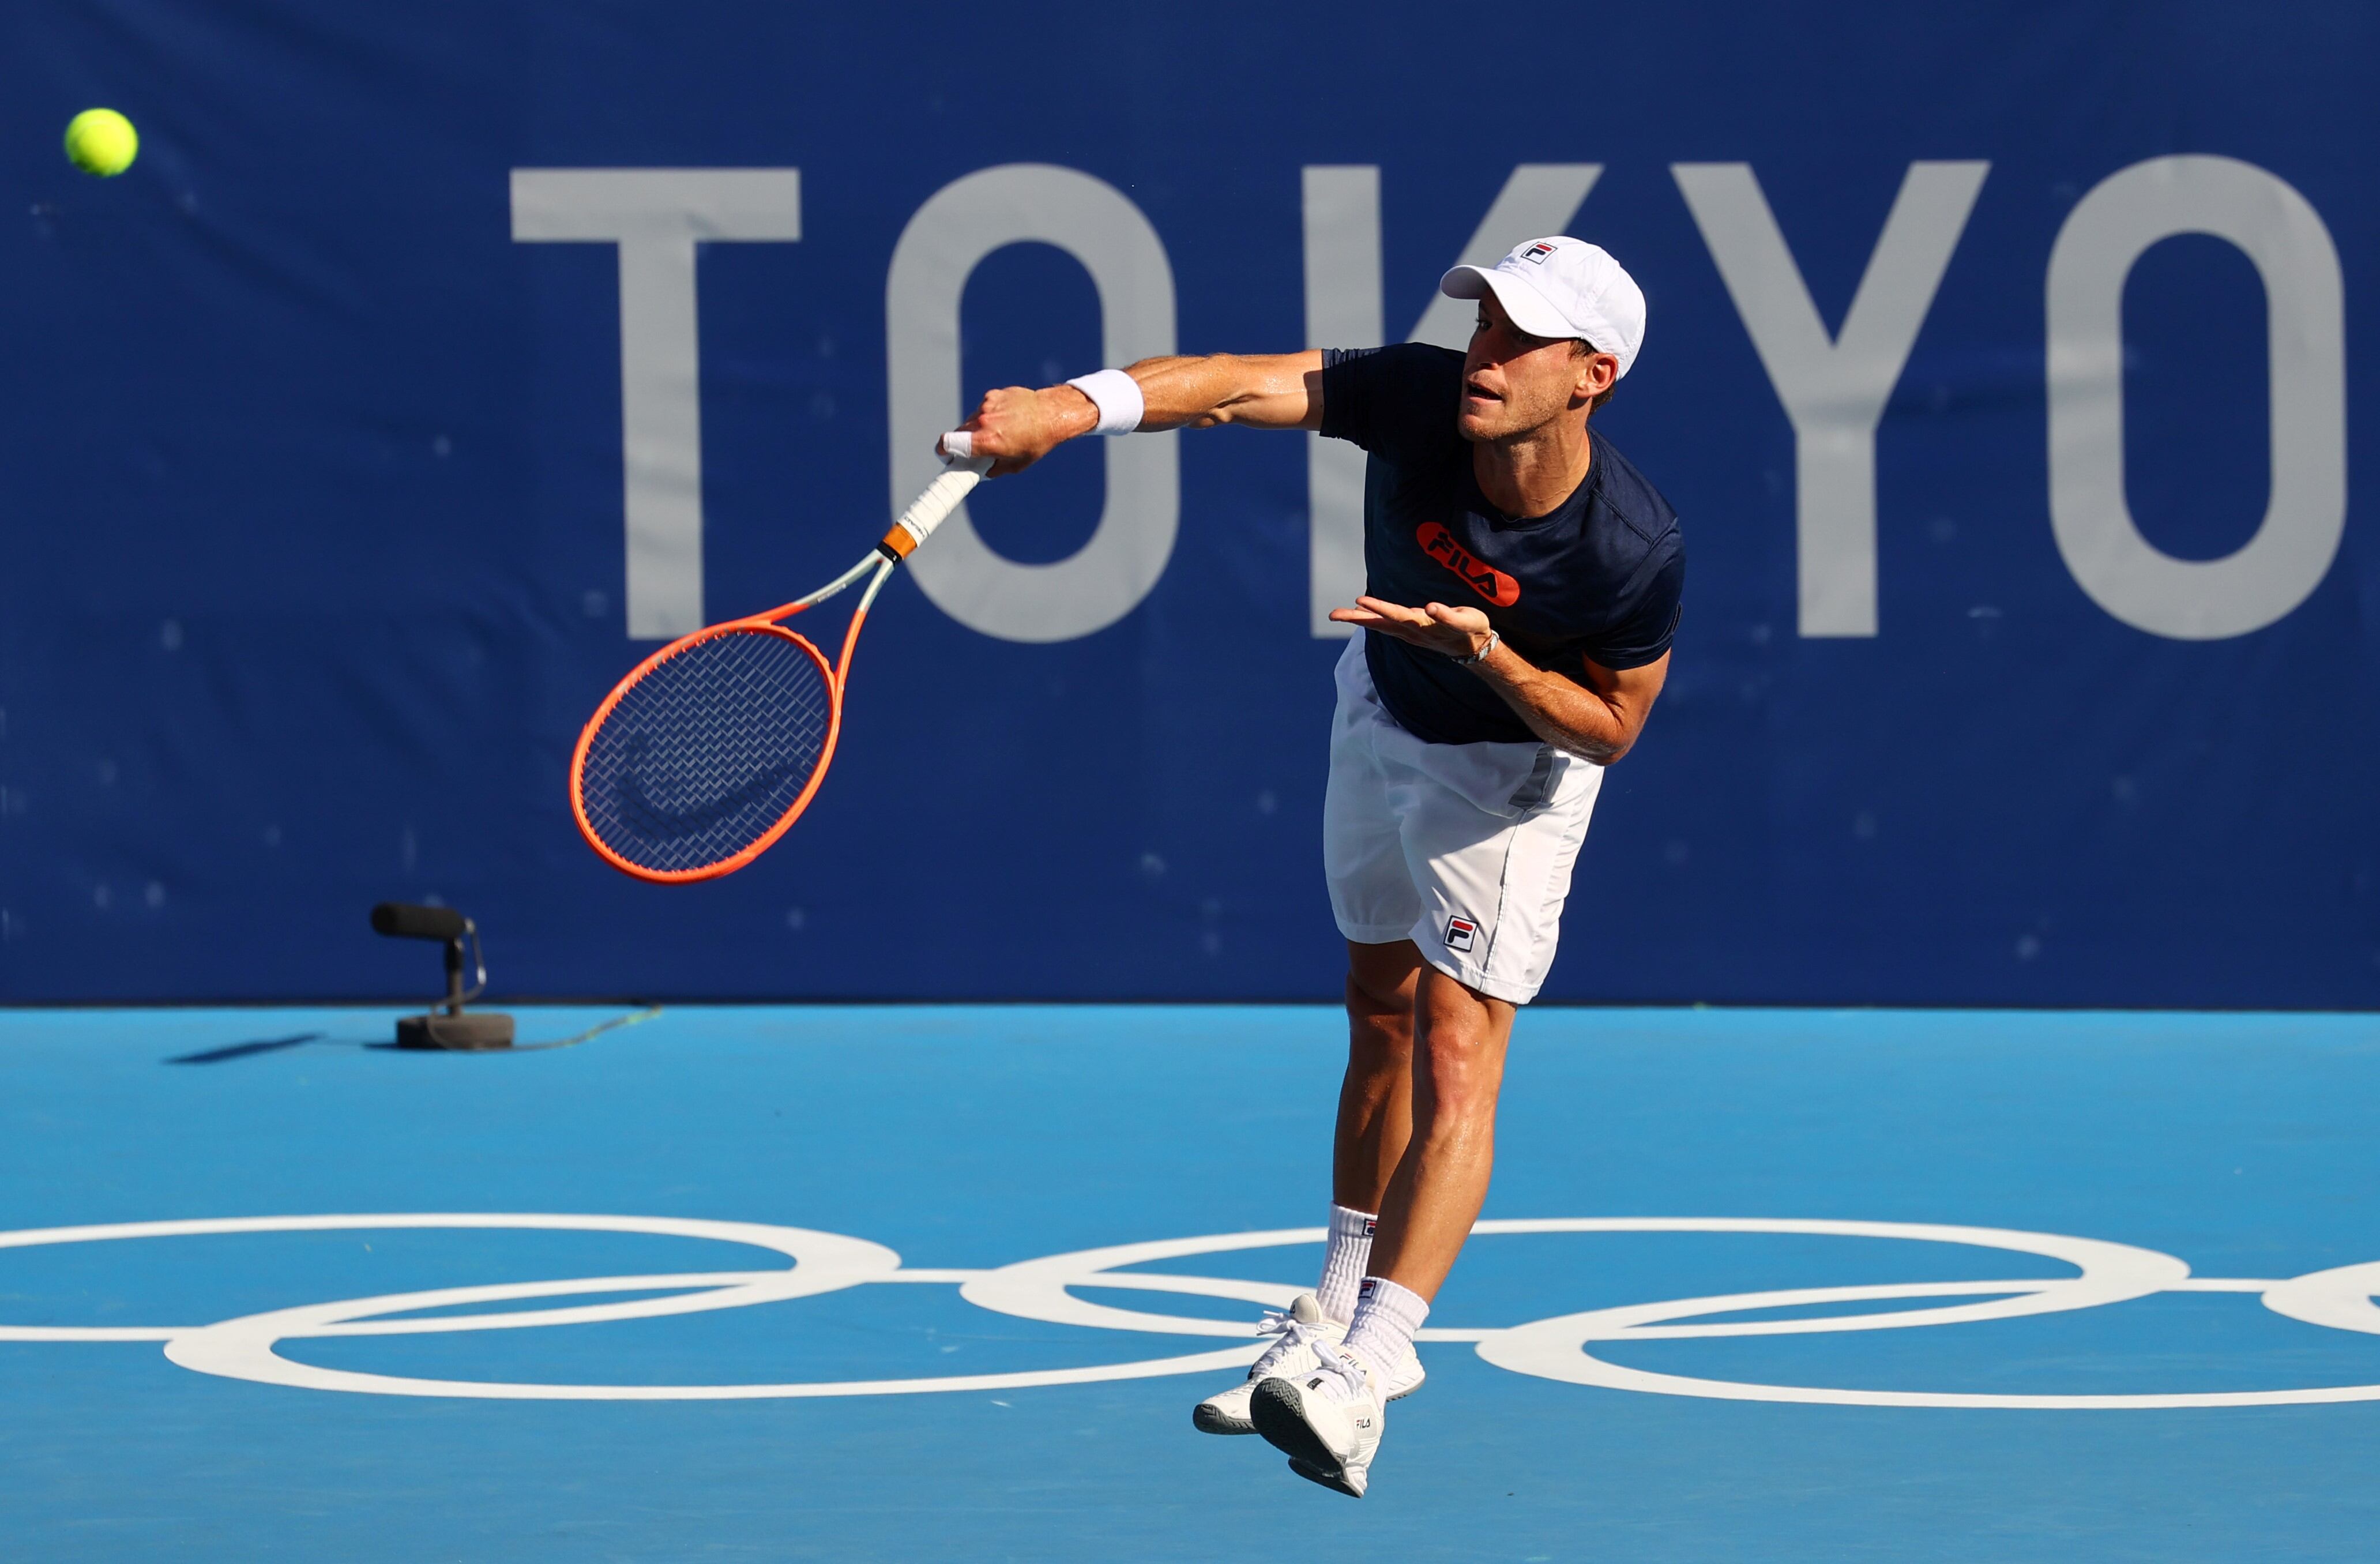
[1343,1274,1428,1377]
[1317,1205,1376,1324]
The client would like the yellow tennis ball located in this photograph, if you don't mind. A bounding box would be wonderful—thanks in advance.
[64,108,138,177]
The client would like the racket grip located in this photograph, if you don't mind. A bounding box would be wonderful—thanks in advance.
[879,454,990,558]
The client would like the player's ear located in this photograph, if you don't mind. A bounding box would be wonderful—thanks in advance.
[1581,351,1615,402]
[1571,351,1599,407]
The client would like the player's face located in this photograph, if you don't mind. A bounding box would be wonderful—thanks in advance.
[1457,294,1597,443]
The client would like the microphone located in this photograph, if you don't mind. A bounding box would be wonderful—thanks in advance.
[369,900,513,1051]
[371,902,468,942]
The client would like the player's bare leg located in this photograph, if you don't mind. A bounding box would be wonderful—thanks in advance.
[1251,958,1512,1495]
[1363,966,1515,1298]
[1333,939,1420,1213]
[1193,939,1424,1437]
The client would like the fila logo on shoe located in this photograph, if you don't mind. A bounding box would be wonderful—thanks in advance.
[1445,915,1478,952]
[1416,523,1520,607]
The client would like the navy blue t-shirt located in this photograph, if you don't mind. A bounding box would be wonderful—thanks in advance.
[1321,343,1685,745]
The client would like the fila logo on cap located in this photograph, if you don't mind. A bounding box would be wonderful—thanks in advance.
[1445,915,1477,952]
[1520,242,1556,264]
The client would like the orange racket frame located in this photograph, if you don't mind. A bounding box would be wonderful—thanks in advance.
[569,455,990,883]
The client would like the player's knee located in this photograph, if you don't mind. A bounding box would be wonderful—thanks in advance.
[1417,1020,1495,1084]
[1344,946,1420,1020]
[1414,985,1509,1111]
[1344,979,1415,1081]
[1344,968,1407,1022]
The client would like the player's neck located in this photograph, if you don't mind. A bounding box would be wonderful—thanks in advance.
[1472,420,1592,520]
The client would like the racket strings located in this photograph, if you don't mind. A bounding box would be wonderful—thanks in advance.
[578,630,834,875]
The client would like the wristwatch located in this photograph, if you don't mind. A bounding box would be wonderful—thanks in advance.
[1453,629,1501,667]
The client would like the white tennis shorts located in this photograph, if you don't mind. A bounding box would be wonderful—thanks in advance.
[1324,636,1604,1005]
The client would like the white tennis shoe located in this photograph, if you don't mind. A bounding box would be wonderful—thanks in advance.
[1191,1294,1423,1436]
[1250,1337,1387,1498]
[1193,1294,1337,1435]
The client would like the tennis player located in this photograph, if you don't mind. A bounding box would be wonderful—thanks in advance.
[944,237,1682,1497]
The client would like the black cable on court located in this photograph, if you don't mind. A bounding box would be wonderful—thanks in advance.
[167,1006,664,1065]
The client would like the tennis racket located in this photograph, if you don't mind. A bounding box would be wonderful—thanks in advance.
[570,441,992,882]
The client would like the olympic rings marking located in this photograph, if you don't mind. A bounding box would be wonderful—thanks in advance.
[963,1227,1317,1337]
[7,1213,2380,1408]
[0,1214,900,1343]
[165,1273,1261,1401]
[1,1213,1260,1401]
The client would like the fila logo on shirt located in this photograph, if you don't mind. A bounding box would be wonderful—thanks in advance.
[1416,522,1521,607]
[1444,915,1478,952]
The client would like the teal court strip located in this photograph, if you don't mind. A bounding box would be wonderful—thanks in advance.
[4,1005,2380,1562]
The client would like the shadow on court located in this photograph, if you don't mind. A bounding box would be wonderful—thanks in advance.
[165,1032,328,1065]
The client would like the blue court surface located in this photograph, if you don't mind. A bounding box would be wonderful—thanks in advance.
[7,1004,2380,1562]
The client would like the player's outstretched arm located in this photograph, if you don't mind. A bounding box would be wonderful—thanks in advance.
[1330,596,1669,765]
[943,352,1324,476]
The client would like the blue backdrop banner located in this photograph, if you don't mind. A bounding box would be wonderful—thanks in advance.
[3,1,2375,1003]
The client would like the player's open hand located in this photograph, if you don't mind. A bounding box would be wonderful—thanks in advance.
[940,385,1097,478]
[1329,596,1495,661]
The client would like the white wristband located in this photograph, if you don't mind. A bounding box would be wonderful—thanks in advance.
[1064,369,1145,435]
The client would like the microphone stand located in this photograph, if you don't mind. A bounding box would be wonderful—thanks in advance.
[374,903,516,1050]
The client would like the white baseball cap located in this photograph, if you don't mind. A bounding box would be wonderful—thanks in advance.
[1440,236,1646,378]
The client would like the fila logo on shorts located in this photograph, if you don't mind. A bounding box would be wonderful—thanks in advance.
[1417,522,1521,607]
[1444,916,1478,953]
